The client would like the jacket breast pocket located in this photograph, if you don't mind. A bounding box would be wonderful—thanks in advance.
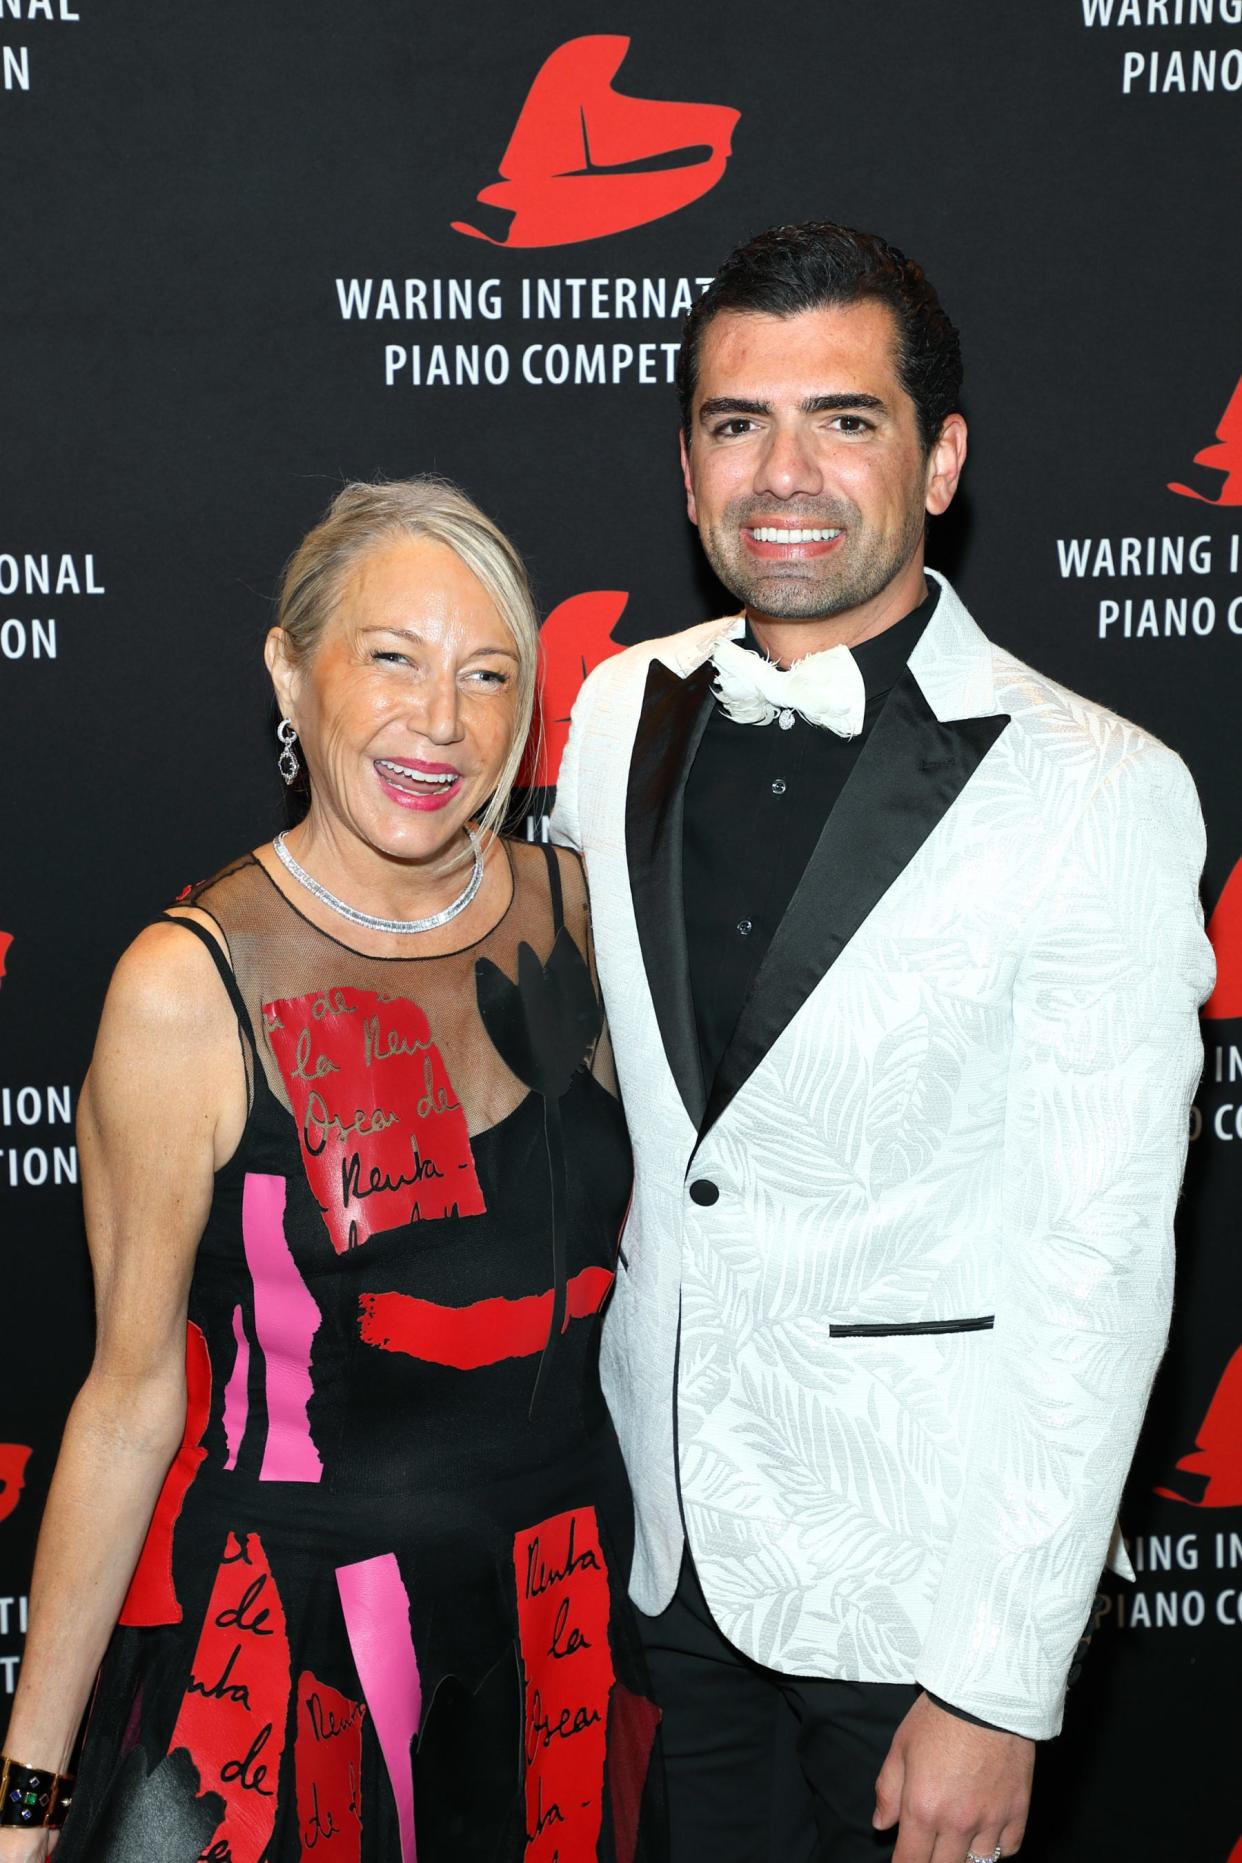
[828,1316,994,1339]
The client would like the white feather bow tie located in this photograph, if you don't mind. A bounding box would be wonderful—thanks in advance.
[710,635,866,737]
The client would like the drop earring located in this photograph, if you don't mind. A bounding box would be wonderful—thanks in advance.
[276,718,300,785]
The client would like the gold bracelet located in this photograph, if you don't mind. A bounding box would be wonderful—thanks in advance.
[0,1753,75,1830]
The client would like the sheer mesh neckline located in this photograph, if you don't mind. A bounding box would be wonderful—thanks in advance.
[175,840,617,1158]
[247,841,519,963]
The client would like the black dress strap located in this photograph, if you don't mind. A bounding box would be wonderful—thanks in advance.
[158,912,259,1058]
[540,841,565,934]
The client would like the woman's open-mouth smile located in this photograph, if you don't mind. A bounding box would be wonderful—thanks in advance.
[374,757,465,811]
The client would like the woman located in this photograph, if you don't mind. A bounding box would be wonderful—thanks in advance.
[0,480,662,1861]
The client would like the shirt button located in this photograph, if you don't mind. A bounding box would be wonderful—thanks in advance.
[771,778,786,796]
[737,919,753,937]
[689,1179,720,1206]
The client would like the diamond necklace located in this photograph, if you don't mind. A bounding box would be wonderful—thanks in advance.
[272,825,484,936]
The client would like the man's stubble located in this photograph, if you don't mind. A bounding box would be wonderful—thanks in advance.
[698,492,927,625]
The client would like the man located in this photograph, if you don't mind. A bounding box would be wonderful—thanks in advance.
[551,223,1212,1862]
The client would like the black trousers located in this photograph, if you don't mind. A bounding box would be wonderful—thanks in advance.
[639,1553,919,1862]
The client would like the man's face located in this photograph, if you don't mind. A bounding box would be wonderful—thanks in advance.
[681,300,957,622]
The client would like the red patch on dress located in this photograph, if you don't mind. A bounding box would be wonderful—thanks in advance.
[294,1671,365,1859]
[358,1264,614,1369]
[168,1530,291,1863]
[119,1321,211,1625]
[264,987,485,1253]
[513,1506,615,1860]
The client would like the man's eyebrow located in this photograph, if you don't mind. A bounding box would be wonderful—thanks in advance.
[697,397,771,422]
[801,393,887,415]
[697,392,889,423]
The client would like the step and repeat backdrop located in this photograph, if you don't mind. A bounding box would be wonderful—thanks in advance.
[2,0,1240,1853]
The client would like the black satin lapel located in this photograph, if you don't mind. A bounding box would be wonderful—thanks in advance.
[625,657,716,1127]
[697,670,1011,1147]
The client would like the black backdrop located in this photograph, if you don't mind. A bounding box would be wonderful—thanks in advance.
[2,3,1241,1854]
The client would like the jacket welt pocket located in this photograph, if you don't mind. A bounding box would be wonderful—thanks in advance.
[829,1316,995,1339]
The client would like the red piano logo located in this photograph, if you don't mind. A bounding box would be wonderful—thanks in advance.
[521,590,629,788]
[0,931,12,990]
[0,1445,32,1524]
[1156,1345,1242,1508]
[1204,856,1242,1020]
[1169,372,1242,506]
[452,36,740,249]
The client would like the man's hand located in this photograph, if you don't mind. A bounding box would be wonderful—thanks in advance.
[873,1693,1034,1861]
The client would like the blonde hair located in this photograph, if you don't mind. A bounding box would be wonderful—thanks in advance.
[276,477,540,854]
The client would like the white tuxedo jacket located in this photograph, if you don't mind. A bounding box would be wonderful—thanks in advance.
[551,571,1213,1738]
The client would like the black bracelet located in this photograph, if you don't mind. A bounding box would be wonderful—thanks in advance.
[0,1755,75,1830]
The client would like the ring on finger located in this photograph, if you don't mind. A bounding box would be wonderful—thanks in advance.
[965,1849,1003,1863]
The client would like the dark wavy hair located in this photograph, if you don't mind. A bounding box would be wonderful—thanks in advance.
[677,222,962,454]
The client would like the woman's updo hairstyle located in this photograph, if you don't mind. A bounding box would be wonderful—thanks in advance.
[275,476,540,852]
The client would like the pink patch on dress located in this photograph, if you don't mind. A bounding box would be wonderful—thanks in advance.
[336,1554,421,1863]
[264,986,485,1253]
[242,1172,323,1484]
[222,1304,250,1473]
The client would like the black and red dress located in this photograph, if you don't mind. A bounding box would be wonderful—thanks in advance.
[58,841,662,1863]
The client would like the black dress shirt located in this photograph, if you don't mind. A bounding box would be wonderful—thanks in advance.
[683,581,939,1094]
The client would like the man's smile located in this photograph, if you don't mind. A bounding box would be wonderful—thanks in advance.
[741,523,846,561]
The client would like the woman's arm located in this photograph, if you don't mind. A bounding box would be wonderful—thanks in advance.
[0,921,246,1857]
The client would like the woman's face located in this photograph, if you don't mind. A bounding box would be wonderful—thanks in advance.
[271,535,520,867]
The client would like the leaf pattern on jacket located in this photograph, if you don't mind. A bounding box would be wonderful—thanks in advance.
[555,580,1215,1736]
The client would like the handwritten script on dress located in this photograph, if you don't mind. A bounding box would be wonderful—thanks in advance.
[513,1506,615,1861]
[168,1529,290,1863]
[294,1669,365,1856]
[265,987,486,1252]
